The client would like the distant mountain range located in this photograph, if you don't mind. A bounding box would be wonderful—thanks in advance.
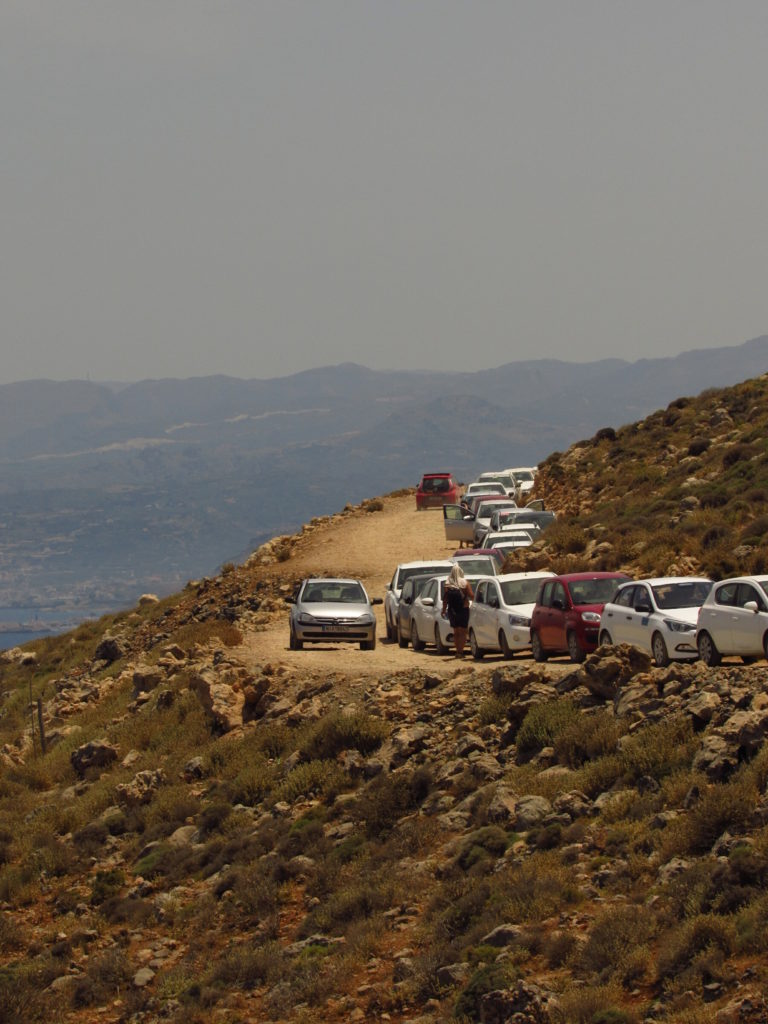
[1,335,766,620]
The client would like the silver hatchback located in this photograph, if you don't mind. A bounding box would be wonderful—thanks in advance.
[286,577,382,650]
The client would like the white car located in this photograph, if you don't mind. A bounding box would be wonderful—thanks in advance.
[409,574,492,654]
[463,481,506,500]
[505,467,537,501]
[468,572,555,659]
[696,575,768,666]
[476,471,518,498]
[481,530,535,550]
[599,577,713,667]
[384,559,454,641]
[471,499,519,547]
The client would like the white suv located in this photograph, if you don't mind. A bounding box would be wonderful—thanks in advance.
[384,559,454,641]
[696,575,768,665]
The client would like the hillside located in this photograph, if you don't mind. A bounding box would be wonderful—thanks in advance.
[1,334,767,624]
[2,377,768,1023]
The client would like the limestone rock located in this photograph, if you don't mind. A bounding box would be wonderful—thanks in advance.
[70,740,118,776]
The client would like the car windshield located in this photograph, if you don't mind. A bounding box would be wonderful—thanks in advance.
[500,578,545,605]
[397,565,450,588]
[567,578,624,604]
[514,470,534,483]
[651,581,712,609]
[303,582,365,603]
[420,476,451,493]
[477,501,514,518]
[760,581,768,599]
[453,558,495,575]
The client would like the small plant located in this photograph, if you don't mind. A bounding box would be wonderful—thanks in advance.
[516,699,580,762]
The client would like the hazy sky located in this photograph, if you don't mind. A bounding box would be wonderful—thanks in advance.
[3,2,768,384]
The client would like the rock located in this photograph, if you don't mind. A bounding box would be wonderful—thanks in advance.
[168,825,199,847]
[93,635,127,663]
[116,768,166,806]
[693,734,739,781]
[138,594,159,607]
[455,733,486,757]
[478,980,558,1023]
[436,962,471,986]
[133,967,155,987]
[486,786,518,824]
[183,756,206,781]
[514,795,552,830]
[132,665,164,697]
[189,666,247,733]
[479,923,524,947]
[552,790,592,820]
[70,740,118,776]
[390,725,429,766]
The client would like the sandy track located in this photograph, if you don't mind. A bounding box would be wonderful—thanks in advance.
[241,494,570,680]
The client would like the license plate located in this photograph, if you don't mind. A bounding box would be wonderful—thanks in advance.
[322,623,350,632]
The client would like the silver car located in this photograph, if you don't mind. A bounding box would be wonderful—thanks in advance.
[286,577,382,650]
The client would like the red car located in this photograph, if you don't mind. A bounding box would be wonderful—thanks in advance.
[530,572,630,663]
[415,472,460,510]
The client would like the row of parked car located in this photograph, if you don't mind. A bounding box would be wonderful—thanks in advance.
[386,561,768,666]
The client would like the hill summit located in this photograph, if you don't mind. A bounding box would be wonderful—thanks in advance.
[2,375,768,1023]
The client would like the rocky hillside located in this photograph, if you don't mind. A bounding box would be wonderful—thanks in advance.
[2,378,768,1024]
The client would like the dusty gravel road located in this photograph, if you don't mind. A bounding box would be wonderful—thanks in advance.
[242,494,571,681]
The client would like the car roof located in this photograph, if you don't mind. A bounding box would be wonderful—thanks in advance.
[626,576,713,587]
[551,572,631,582]
[395,559,454,570]
[421,472,453,478]
[495,571,555,582]
[712,575,768,586]
[303,577,364,585]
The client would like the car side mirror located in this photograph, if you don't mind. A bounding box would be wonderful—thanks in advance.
[635,602,651,614]
[371,597,383,606]
[743,600,759,613]
[285,596,296,605]
[422,597,435,607]
[552,598,565,611]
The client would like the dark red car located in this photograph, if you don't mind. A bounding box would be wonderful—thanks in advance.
[415,472,460,510]
[530,572,630,663]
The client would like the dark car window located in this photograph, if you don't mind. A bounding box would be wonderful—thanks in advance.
[652,581,712,609]
[552,582,568,608]
[539,581,555,607]
[401,580,414,604]
[615,585,635,608]
[474,582,487,604]
[501,577,548,606]
[568,578,623,605]
[736,584,767,610]
[715,582,739,607]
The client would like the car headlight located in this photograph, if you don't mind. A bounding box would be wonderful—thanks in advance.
[298,612,319,624]
[663,619,694,633]
[507,614,530,627]
[357,614,375,626]
[581,612,601,623]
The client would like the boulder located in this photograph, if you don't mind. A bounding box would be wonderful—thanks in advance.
[70,740,118,776]
[116,768,166,806]
[189,666,247,733]
[479,981,558,1023]
[132,665,164,698]
[93,636,127,664]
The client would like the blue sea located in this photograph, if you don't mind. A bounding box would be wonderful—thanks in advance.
[0,608,71,651]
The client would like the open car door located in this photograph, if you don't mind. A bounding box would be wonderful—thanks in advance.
[443,504,476,545]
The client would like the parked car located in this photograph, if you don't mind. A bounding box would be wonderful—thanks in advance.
[530,572,630,662]
[462,481,506,500]
[494,507,556,532]
[395,573,435,648]
[476,471,518,498]
[480,530,535,550]
[449,551,502,576]
[472,499,520,547]
[600,577,713,666]
[696,575,768,665]
[505,467,537,501]
[468,571,555,659]
[410,573,492,654]
[286,578,382,650]
[384,559,455,639]
[488,509,543,535]
[415,472,460,510]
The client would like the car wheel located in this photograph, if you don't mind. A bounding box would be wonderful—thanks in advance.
[411,621,425,652]
[567,631,586,663]
[697,631,721,667]
[531,630,547,662]
[434,624,449,655]
[360,636,375,651]
[599,630,613,647]
[499,630,514,660]
[651,631,670,668]
[289,626,303,651]
[469,629,484,660]
[398,622,409,648]
[385,615,396,642]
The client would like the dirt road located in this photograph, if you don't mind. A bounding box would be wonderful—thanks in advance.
[242,494,570,681]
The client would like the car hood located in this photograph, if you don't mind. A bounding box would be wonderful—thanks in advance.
[502,601,537,618]
[298,602,372,617]
[658,606,700,627]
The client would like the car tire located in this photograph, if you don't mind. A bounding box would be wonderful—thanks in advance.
[411,621,425,652]
[434,624,449,655]
[398,622,409,648]
[360,636,375,651]
[651,631,670,668]
[531,630,547,662]
[289,626,303,651]
[499,630,514,660]
[469,629,484,660]
[697,631,721,667]
[599,630,613,647]
[386,615,396,642]
[567,631,586,663]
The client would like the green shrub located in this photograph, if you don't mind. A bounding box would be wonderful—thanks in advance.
[516,699,580,762]
[619,716,694,783]
[454,961,518,1020]
[655,914,736,986]
[275,760,346,803]
[578,905,654,982]
[299,711,388,761]
[554,710,623,767]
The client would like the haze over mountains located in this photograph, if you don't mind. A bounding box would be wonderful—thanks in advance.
[1,335,767,629]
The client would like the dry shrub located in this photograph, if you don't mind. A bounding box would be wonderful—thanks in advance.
[685,777,757,853]
[275,760,346,803]
[516,699,580,763]
[555,981,635,1024]
[554,709,623,768]
[545,522,588,555]
[619,716,694,783]
[299,710,388,761]
[577,904,655,982]
[169,619,243,650]
[655,913,736,988]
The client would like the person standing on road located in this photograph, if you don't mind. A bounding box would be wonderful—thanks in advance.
[442,563,474,657]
